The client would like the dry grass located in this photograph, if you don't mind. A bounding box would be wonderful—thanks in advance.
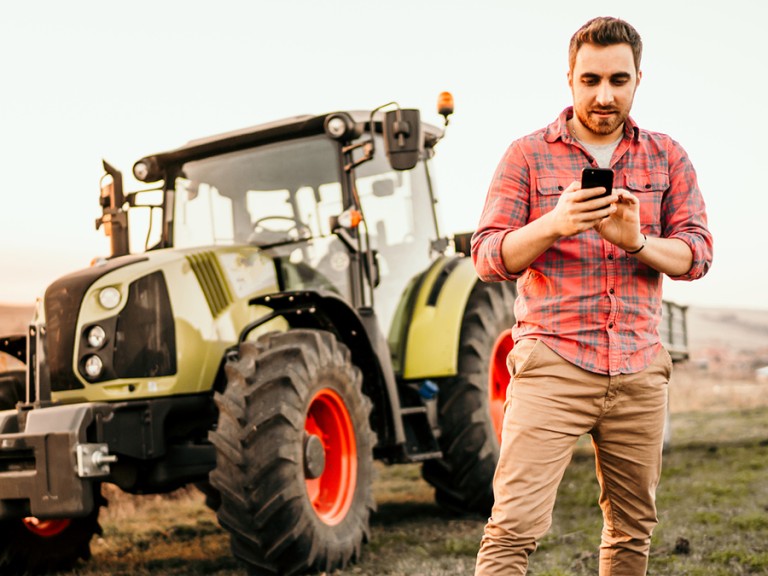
[48,405,768,576]
[76,486,240,576]
[669,365,768,414]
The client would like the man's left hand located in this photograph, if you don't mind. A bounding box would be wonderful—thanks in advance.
[594,188,644,251]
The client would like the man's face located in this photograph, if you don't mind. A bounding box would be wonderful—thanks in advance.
[568,42,641,142]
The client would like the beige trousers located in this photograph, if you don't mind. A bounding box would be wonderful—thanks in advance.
[475,339,672,576]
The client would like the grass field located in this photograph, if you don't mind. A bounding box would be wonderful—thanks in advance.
[3,302,766,574]
[54,406,768,576]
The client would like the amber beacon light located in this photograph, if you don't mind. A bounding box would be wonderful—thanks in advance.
[437,91,454,125]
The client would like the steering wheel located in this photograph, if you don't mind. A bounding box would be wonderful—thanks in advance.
[249,215,311,245]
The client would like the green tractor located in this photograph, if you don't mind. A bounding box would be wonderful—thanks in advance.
[0,96,517,575]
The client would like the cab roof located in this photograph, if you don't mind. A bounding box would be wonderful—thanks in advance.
[143,109,444,168]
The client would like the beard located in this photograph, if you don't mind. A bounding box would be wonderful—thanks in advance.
[575,105,630,137]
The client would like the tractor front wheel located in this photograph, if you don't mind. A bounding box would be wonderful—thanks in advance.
[0,371,104,575]
[209,329,374,575]
[0,498,103,575]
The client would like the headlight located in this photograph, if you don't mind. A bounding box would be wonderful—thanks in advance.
[87,325,107,348]
[98,287,121,310]
[324,113,356,140]
[132,156,161,182]
[84,355,103,379]
[133,161,150,181]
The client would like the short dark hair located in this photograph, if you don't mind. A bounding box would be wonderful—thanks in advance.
[569,17,643,72]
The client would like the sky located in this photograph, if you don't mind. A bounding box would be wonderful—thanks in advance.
[0,0,765,310]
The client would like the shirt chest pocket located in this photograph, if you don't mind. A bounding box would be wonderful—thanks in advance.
[532,176,571,220]
[622,171,669,231]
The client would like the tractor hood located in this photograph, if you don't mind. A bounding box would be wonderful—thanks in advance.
[44,246,280,402]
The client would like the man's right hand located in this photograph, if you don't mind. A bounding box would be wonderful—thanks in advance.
[548,180,618,237]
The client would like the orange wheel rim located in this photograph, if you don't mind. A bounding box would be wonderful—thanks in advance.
[489,329,513,443]
[22,517,71,537]
[304,388,357,526]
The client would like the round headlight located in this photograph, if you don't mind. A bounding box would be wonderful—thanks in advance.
[326,116,348,138]
[84,355,103,379]
[98,287,121,310]
[87,325,107,348]
[133,161,150,181]
[324,113,355,140]
[132,156,160,182]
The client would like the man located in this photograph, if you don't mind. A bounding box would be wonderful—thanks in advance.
[471,16,713,576]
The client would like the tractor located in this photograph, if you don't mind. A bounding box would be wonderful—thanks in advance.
[0,95,517,575]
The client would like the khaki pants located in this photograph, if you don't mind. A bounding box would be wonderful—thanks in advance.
[475,339,672,576]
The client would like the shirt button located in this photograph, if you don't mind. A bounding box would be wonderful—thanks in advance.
[607,254,614,260]
[609,288,615,294]
[608,322,614,329]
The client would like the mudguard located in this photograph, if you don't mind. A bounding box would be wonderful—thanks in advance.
[399,256,481,379]
[244,290,408,451]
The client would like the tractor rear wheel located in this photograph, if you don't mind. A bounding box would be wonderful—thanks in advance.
[422,280,516,515]
[209,329,374,575]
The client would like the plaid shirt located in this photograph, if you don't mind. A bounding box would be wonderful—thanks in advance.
[471,107,713,375]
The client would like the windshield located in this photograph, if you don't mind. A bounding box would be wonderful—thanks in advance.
[172,136,342,248]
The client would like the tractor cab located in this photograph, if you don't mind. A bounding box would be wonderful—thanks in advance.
[99,101,454,335]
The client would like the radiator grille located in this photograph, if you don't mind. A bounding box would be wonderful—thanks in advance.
[186,252,234,317]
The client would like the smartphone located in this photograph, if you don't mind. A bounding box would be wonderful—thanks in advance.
[581,167,614,198]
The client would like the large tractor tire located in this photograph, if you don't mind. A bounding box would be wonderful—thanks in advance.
[209,329,375,576]
[422,280,516,516]
[0,370,104,575]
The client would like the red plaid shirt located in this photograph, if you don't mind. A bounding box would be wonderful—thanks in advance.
[471,107,713,375]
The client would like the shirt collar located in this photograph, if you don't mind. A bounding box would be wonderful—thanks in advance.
[544,106,640,143]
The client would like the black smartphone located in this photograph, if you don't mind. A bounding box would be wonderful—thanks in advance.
[581,167,614,198]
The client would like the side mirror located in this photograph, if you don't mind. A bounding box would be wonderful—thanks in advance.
[383,108,423,171]
[96,160,130,258]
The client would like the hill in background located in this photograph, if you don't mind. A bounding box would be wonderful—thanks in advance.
[687,306,768,351]
[0,303,34,335]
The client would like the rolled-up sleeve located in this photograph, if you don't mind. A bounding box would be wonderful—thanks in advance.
[662,140,714,281]
[471,142,532,282]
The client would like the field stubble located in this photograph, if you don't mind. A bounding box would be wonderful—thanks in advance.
[58,402,768,576]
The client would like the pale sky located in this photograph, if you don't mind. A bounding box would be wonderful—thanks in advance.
[0,0,765,310]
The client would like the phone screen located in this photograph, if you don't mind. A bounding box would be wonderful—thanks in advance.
[581,167,614,198]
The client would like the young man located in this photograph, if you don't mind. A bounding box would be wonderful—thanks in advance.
[471,16,713,576]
